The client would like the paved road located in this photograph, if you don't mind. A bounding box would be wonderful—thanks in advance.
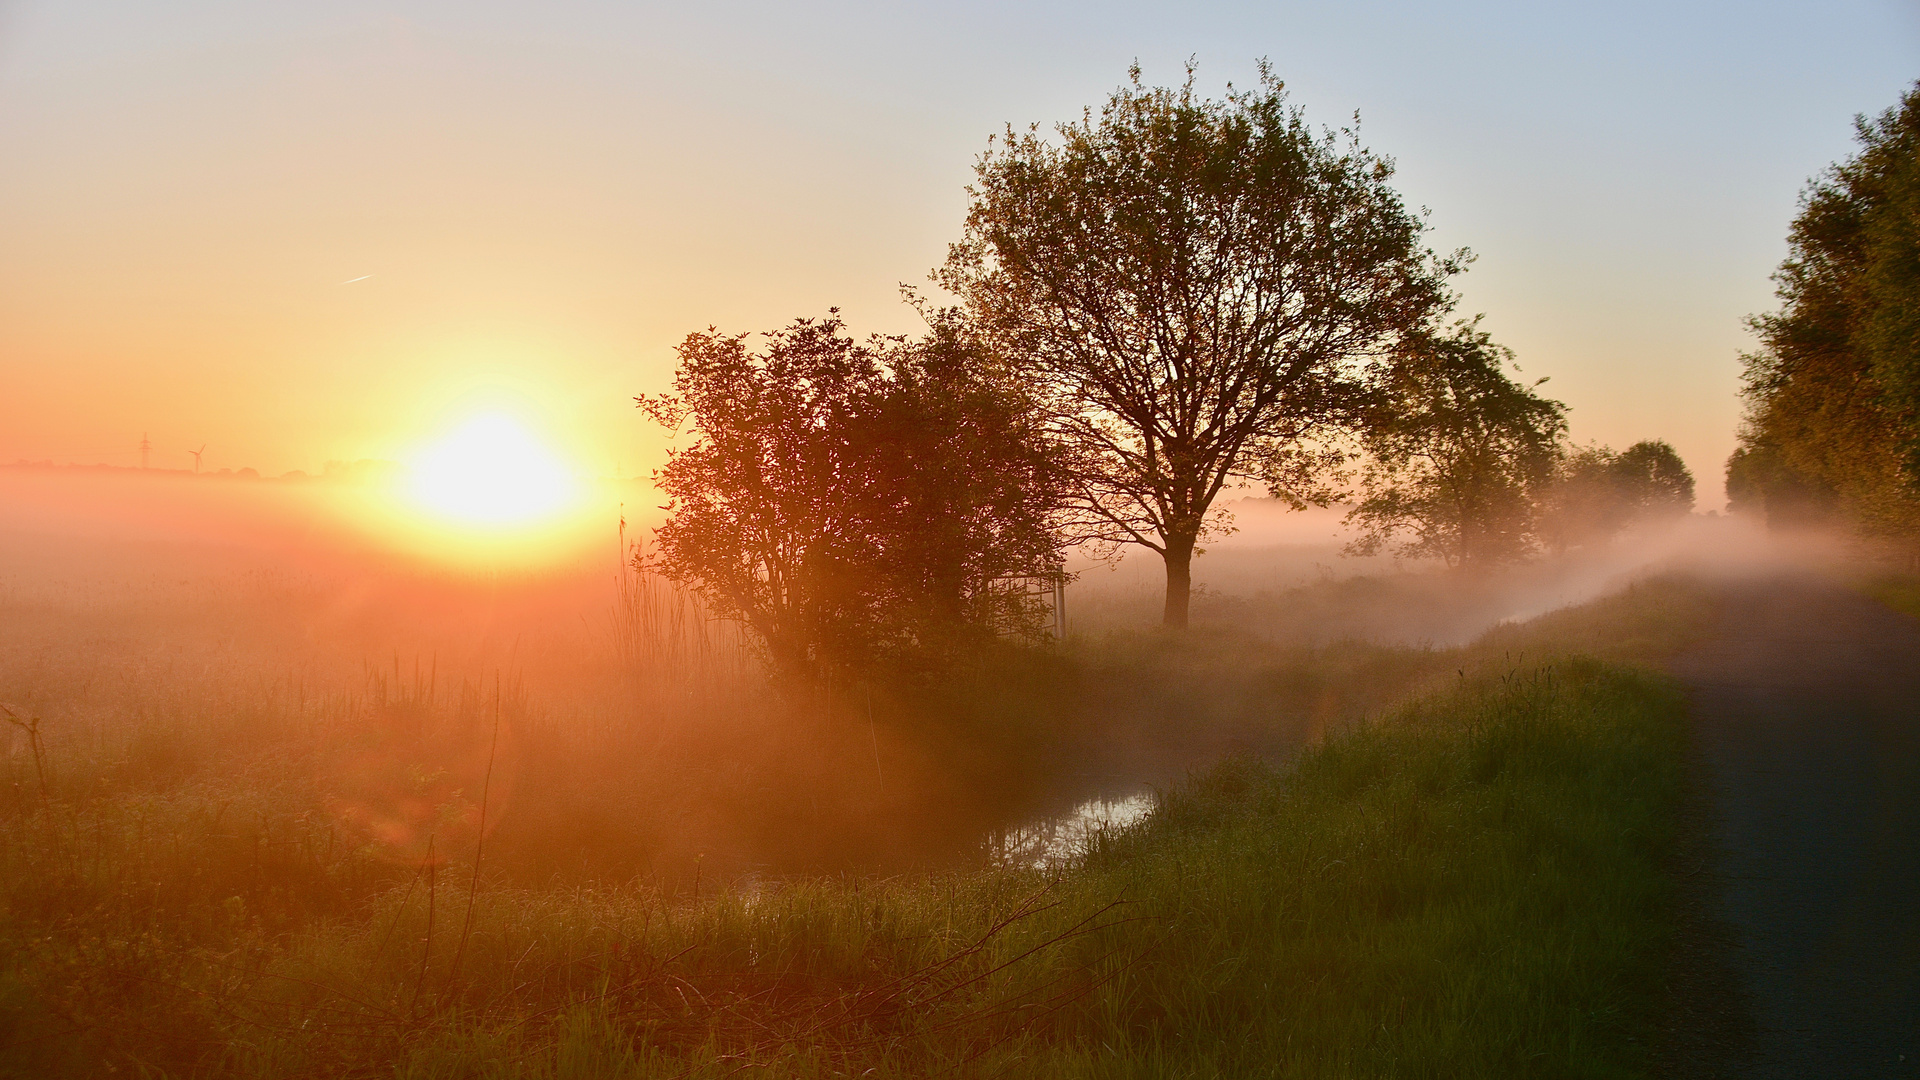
[1666,575,1920,1077]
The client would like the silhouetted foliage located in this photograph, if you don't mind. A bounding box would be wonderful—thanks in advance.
[1730,82,1920,537]
[1613,441,1697,515]
[637,312,1065,676]
[940,62,1457,627]
[1538,440,1695,552]
[1345,321,1566,567]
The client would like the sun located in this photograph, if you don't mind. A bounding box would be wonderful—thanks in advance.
[406,414,580,526]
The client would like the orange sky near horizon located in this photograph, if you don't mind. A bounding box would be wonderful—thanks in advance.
[0,15,898,483]
[3,1,1917,509]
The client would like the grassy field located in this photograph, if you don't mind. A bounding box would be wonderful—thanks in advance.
[0,574,1715,1077]
[1860,571,1920,621]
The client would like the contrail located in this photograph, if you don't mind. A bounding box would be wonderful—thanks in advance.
[339,274,373,285]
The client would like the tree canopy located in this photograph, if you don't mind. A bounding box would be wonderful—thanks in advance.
[1537,440,1695,552]
[940,64,1457,626]
[1345,321,1566,567]
[637,313,1065,676]
[1729,82,1920,538]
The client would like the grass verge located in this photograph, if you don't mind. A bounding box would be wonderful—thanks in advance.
[1,576,1711,1077]
[4,658,1687,1077]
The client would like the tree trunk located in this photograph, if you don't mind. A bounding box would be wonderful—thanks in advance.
[1161,530,1196,628]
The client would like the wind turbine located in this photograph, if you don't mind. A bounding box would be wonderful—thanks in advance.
[188,445,205,474]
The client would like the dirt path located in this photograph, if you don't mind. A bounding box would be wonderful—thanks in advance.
[1664,574,1920,1077]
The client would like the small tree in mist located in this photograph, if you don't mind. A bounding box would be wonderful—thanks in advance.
[939,62,1457,627]
[1345,321,1566,567]
[1613,440,1696,516]
[1537,440,1695,552]
[637,312,1066,677]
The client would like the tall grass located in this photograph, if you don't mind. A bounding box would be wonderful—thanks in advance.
[609,524,755,694]
[0,571,1711,1076]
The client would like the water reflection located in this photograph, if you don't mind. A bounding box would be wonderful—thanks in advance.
[989,790,1155,868]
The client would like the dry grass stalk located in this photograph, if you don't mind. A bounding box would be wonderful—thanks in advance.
[612,523,755,694]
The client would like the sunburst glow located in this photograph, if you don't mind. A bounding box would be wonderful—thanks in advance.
[406,414,580,526]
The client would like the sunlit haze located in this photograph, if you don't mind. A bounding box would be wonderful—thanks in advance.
[405,413,580,526]
[3,1,1916,505]
[4,5,1919,1067]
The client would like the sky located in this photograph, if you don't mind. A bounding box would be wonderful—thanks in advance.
[2,0,1916,505]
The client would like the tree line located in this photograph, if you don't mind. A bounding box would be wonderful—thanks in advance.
[1729,83,1920,540]
[638,65,1694,677]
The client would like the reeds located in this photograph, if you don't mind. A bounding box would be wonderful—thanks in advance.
[611,522,756,695]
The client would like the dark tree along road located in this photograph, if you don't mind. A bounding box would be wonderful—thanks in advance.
[1667,575,1920,1077]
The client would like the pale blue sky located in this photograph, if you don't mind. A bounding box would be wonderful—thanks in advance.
[2,1,1916,499]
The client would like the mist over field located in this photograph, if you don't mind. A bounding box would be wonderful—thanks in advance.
[0,464,1831,886]
[6,8,1916,1069]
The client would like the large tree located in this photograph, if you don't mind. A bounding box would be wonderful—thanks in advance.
[940,64,1457,626]
[1345,321,1566,567]
[637,313,1065,676]
[1730,82,1920,538]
